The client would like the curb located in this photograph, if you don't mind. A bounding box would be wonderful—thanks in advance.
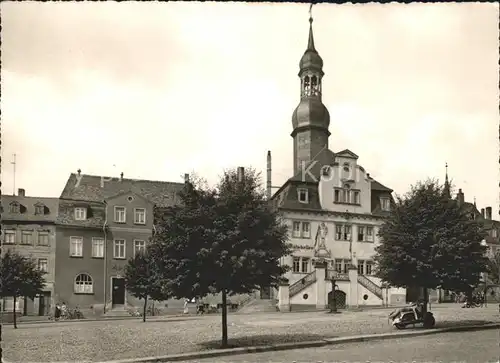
[94,322,500,363]
[2,314,202,326]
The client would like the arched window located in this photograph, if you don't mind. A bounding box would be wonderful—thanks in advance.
[311,76,318,95]
[74,273,93,294]
[303,75,311,96]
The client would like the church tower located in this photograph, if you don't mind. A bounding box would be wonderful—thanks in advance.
[291,14,331,175]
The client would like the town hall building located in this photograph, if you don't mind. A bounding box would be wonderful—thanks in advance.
[270,15,406,311]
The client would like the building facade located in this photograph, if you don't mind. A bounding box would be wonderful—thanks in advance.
[54,171,185,314]
[1,188,58,316]
[272,16,406,311]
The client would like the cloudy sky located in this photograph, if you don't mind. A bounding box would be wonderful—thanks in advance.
[2,2,499,211]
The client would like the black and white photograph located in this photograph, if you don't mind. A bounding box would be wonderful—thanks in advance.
[1,2,499,362]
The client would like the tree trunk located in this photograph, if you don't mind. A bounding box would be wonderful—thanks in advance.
[13,296,18,329]
[221,289,228,348]
[143,296,148,322]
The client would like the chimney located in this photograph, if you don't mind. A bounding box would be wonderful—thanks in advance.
[17,188,25,197]
[266,151,272,200]
[486,206,492,220]
[184,173,190,184]
[457,188,464,206]
[237,167,245,182]
[481,208,485,218]
[120,172,124,181]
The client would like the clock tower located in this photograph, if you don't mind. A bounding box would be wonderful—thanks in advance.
[291,15,331,176]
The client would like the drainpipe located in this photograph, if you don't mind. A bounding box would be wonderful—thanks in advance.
[103,200,108,314]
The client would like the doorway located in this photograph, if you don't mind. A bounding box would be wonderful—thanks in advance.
[38,292,51,316]
[112,278,126,306]
[260,286,271,300]
[328,290,347,309]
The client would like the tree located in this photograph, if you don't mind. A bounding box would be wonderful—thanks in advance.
[486,251,500,286]
[374,179,488,316]
[0,250,46,328]
[150,168,290,347]
[124,247,168,322]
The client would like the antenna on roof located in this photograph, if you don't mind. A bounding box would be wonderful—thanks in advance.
[11,153,16,195]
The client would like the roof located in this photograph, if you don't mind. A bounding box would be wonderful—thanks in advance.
[60,173,185,207]
[1,194,59,223]
[272,148,394,216]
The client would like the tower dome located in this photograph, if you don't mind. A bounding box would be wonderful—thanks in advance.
[292,98,330,130]
[299,17,324,72]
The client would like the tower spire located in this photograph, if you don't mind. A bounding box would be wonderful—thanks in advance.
[443,162,451,199]
[308,4,316,51]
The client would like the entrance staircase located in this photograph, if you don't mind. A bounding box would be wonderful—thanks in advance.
[357,274,383,300]
[104,304,130,317]
[289,270,317,297]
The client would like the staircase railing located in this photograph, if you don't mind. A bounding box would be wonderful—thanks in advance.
[357,274,383,299]
[289,270,317,297]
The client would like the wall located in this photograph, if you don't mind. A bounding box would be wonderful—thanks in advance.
[2,223,56,314]
[289,283,316,305]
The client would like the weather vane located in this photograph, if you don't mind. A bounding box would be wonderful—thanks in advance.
[309,3,314,20]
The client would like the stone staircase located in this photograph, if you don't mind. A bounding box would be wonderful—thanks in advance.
[237,298,278,314]
[104,304,130,317]
[289,270,317,297]
[357,274,383,300]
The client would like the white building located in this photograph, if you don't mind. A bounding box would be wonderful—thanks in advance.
[269,15,406,311]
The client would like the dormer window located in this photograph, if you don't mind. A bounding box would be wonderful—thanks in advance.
[34,204,45,215]
[298,188,309,204]
[74,207,87,220]
[9,202,20,213]
[380,198,390,211]
[343,163,350,172]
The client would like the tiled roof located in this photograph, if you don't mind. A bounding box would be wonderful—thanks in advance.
[274,147,394,216]
[60,173,185,207]
[1,195,59,223]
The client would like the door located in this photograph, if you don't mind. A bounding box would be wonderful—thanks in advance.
[112,278,125,305]
[38,292,51,316]
[328,290,347,309]
[260,286,271,300]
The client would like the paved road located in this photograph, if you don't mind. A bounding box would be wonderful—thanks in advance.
[183,329,500,362]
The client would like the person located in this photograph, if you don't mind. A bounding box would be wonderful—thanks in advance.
[54,303,61,321]
[183,299,189,314]
[61,302,68,318]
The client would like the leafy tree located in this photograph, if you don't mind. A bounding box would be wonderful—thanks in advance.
[150,168,290,347]
[486,251,500,286]
[124,247,169,322]
[374,179,488,315]
[0,250,46,328]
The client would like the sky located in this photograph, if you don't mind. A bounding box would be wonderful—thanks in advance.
[1,2,499,212]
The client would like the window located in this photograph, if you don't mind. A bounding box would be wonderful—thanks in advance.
[70,237,83,257]
[366,261,373,275]
[74,273,93,294]
[113,239,126,259]
[343,260,351,273]
[74,207,87,220]
[134,208,146,225]
[292,256,309,273]
[134,240,146,256]
[38,232,49,246]
[301,258,310,273]
[357,260,365,275]
[4,230,15,244]
[491,229,498,238]
[34,204,44,215]
[297,188,309,203]
[38,259,48,273]
[334,187,361,205]
[334,260,343,273]
[21,231,33,245]
[9,202,20,214]
[380,198,390,211]
[92,238,104,258]
[366,227,374,242]
[292,222,301,238]
[114,206,126,223]
[343,163,350,172]
[358,226,364,241]
[292,221,310,238]
[335,224,351,241]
